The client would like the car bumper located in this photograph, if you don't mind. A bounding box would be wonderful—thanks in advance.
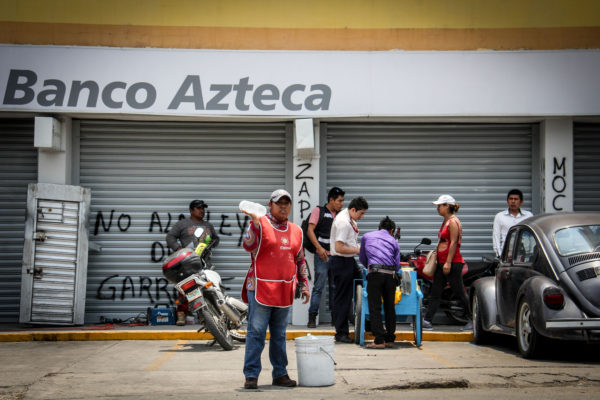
[545,318,600,329]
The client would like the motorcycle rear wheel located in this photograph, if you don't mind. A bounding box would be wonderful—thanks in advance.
[444,310,469,324]
[200,307,234,350]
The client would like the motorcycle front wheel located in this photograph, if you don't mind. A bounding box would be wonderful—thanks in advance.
[200,307,234,350]
[230,329,246,342]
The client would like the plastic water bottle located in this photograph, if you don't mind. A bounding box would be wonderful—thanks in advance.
[239,200,267,217]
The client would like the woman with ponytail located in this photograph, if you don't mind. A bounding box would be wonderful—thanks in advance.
[423,195,472,331]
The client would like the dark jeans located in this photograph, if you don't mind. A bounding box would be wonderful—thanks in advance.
[366,272,397,344]
[308,255,335,316]
[424,262,470,322]
[330,255,359,338]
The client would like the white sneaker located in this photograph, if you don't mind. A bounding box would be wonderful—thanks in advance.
[461,320,473,331]
[422,320,433,330]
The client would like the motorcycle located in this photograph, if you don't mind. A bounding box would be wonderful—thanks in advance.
[402,237,495,324]
[162,228,248,350]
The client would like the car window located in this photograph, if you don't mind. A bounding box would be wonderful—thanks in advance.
[503,229,518,263]
[554,225,600,256]
[514,230,538,265]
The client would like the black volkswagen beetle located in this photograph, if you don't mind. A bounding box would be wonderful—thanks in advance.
[471,212,600,358]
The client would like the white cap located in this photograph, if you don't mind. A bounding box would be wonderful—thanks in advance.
[270,189,292,202]
[432,194,456,205]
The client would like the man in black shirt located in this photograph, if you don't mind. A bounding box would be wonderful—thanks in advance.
[305,187,345,328]
[165,199,219,325]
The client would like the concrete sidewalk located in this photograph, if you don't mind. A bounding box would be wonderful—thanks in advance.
[0,322,472,342]
[1,337,597,400]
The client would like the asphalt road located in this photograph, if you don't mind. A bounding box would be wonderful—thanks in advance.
[0,336,598,400]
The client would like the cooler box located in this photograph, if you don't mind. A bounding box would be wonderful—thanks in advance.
[147,304,176,325]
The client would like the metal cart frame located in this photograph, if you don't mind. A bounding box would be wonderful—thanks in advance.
[353,268,423,347]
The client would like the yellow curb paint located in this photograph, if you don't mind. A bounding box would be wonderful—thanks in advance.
[145,340,188,371]
[0,330,215,342]
[0,329,471,342]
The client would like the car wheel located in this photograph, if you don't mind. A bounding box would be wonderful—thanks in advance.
[354,284,363,344]
[472,294,491,344]
[516,298,544,358]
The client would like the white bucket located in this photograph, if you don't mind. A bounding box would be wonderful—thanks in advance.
[295,334,335,387]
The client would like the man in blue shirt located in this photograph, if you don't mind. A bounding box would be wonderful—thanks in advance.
[359,217,401,349]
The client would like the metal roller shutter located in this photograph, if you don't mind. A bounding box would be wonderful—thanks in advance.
[324,123,534,262]
[574,123,600,211]
[0,118,37,322]
[77,120,288,323]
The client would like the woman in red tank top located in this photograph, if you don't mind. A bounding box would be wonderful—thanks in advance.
[423,195,472,331]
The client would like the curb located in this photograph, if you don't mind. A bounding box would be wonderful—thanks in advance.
[0,329,472,342]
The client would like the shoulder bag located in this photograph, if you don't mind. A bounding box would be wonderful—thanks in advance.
[423,247,438,277]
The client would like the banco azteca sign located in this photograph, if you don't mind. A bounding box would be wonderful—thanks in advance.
[3,70,331,113]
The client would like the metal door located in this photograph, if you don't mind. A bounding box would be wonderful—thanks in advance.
[574,123,600,211]
[0,118,37,322]
[20,183,91,325]
[75,120,289,323]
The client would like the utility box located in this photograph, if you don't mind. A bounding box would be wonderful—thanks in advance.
[19,183,91,325]
[34,117,62,151]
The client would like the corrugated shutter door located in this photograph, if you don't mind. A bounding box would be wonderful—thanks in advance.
[574,123,600,211]
[325,123,533,261]
[0,118,37,322]
[78,120,287,323]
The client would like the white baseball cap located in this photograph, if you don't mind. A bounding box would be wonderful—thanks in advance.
[432,194,456,205]
[270,189,292,202]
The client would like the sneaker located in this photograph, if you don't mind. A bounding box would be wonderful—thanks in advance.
[272,374,297,387]
[422,320,433,330]
[244,377,258,389]
[461,320,473,331]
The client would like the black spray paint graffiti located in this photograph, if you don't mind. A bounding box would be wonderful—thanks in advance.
[96,275,176,305]
[552,157,567,211]
[93,209,250,263]
[295,162,314,219]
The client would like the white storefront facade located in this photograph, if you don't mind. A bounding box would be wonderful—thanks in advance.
[1,45,599,323]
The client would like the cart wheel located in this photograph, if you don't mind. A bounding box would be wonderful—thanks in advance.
[354,284,363,344]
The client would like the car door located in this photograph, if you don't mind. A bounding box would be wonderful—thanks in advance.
[496,228,540,327]
[496,228,517,326]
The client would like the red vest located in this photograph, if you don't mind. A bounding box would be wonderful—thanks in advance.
[252,216,303,307]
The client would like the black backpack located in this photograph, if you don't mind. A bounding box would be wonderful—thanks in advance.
[301,206,325,254]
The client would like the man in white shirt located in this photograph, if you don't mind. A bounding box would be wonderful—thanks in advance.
[329,196,368,343]
[493,189,533,257]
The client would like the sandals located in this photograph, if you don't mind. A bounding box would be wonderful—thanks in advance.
[365,342,386,349]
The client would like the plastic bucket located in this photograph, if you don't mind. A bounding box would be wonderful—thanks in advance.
[295,334,335,387]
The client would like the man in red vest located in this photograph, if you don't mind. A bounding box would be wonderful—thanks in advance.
[241,189,310,390]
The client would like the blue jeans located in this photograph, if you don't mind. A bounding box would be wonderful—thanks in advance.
[243,290,291,380]
[308,255,335,315]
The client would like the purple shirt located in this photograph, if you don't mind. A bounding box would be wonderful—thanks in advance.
[359,229,402,272]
